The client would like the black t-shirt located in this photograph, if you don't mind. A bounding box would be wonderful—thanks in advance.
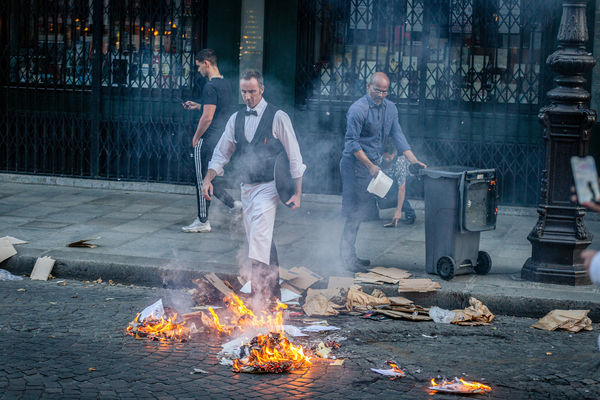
[201,77,232,148]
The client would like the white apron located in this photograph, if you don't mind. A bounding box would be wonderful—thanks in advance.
[241,180,279,265]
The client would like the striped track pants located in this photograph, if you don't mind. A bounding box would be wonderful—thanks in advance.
[194,139,209,221]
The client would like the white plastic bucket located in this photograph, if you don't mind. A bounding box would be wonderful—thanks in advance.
[367,170,393,198]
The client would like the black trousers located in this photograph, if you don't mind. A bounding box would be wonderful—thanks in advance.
[193,139,235,222]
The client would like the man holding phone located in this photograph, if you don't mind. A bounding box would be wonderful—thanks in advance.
[181,49,240,233]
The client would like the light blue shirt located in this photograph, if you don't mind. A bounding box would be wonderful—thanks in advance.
[342,94,411,163]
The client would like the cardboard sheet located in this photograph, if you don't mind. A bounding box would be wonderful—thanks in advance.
[354,272,399,284]
[345,287,390,311]
[0,237,17,263]
[287,266,322,291]
[30,256,55,281]
[367,267,411,280]
[303,294,339,317]
[531,309,593,333]
[397,278,441,293]
[204,273,233,297]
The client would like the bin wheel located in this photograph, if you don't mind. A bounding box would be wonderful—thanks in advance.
[437,256,456,281]
[475,251,492,275]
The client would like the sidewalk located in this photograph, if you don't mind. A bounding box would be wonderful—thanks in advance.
[1,173,599,319]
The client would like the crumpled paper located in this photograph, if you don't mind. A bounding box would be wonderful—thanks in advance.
[531,310,593,333]
[345,287,390,312]
[451,297,494,326]
[303,294,339,316]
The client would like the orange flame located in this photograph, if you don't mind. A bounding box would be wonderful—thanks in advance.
[207,293,288,335]
[232,332,311,373]
[429,377,491,394]
[386,361,405,376]
[126,312,189,342]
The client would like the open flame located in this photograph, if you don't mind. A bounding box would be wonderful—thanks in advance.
[429,377,491,394]
[126,312,190,342]
[207,293,287,335]
[232,332,311,373]
[386,361,406,377]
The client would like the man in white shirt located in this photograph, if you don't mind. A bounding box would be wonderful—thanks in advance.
[201,70,306,310]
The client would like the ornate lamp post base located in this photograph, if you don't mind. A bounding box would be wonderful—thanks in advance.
[521,0,596,285]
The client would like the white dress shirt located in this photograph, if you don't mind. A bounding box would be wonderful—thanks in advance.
[208,98,305,265]
[208,97,306,179]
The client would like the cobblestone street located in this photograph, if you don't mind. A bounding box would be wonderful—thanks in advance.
[1,278,599,399]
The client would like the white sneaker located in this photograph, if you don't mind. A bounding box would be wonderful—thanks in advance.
[181,217,211,233]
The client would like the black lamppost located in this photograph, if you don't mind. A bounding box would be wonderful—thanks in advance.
[522,0,596,285]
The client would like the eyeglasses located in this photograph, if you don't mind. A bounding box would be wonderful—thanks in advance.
[371,88,389,95]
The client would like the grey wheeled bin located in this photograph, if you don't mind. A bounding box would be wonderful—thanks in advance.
[420,166,498,280]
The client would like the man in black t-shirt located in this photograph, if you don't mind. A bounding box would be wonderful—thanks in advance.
[181,49,240,233]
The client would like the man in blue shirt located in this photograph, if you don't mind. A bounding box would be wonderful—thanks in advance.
[340,72,426,271]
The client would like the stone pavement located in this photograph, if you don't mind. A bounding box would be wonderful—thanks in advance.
[1,278,599,400]
[1,173,600,319]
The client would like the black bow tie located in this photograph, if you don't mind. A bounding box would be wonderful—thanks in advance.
[245,109,258,116]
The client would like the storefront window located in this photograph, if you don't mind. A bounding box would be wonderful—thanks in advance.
[298,0,554,107]
[6,0,200,90]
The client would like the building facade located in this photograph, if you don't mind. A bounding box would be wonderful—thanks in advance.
[0,0,597,206]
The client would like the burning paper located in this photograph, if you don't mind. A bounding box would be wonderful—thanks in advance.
[371,361,406,377]
[429,377,491,394]
[126,311,189,342]
[139,299,165,322]
[232,332,311,373]
[531,309,593,333]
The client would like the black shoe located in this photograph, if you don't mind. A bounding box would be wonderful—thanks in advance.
[404,214,415,225]
[356,257,371,266]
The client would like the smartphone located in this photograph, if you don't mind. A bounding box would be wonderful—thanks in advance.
[571,155,600,204]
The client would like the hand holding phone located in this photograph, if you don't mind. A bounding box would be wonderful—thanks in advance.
[571,156,600,204]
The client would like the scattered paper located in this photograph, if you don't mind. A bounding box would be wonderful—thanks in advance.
[305,287,341,301]
[303,294,339,317]
[286,266,322,291]
[0,237,17,263]
[397,278,441,293]
[327,276,355,291]
[139,299,165,322]
[345,287,390,312]
[282,325,309,337]
[0,269,23,281]
[300,325,341,332]
[429,377,491,394]
[367,267,411,280]
[388,296,413,306]
[531,309,593,333]
[281,288,302,303]
[240,281,251,294]
[354,272,399,284]
[371,368,405,377]
[451,297,494,326]
[374,306,432,321]
[429,306,456,324]
[204,273,233,297]
[30,256,55,280]
[331,359,344,366]
[315,342,331,358]
[190,368,208,374]
[0,236,28,245]
[66,238,99,248]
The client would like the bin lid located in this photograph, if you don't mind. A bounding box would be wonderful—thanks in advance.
[420,165,477,179]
